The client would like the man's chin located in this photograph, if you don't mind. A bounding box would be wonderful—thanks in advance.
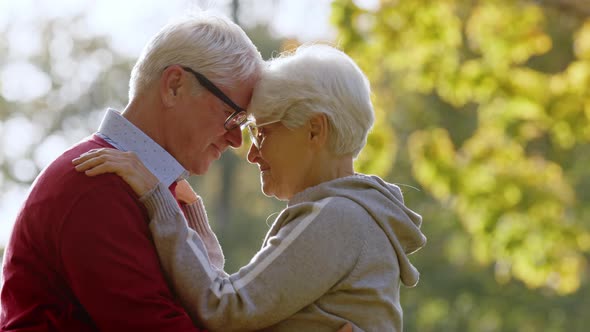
[189,161,213,176]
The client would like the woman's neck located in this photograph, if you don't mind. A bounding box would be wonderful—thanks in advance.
[311,153,355,185]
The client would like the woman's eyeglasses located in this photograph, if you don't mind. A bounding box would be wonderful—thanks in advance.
[246,119,281,149]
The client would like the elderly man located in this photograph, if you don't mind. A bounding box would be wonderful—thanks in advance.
[0,12,262,331]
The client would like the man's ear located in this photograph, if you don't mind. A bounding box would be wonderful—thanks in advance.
[160,66,183,108]
[308,113,329,148]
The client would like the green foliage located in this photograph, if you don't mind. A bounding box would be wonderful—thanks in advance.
[333,0,590,329]
[354,112,397,175]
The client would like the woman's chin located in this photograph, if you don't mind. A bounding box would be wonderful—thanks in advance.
[261,181,286,200]
[259,173,289,200]
[260,182,274,198]
[262,187,290,201]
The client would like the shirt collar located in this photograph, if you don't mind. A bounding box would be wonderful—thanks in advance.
[97,108,189,186]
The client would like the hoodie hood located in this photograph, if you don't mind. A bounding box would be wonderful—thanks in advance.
[289,173,427,287]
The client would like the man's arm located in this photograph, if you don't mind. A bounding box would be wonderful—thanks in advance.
[59,177,200,332]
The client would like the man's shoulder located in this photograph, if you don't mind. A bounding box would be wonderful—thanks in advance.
[40,134,110,172]
[60,134,114,164]
[18,135,144,239]
[29,134,133,201]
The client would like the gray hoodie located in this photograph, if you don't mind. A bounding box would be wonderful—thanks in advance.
[143,173,427,332]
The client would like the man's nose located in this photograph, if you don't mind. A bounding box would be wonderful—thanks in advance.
[226,126,243,148]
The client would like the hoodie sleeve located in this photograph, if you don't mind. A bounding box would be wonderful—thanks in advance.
[141,182,367,332]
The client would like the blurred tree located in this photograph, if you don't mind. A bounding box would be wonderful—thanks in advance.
[332,0,590,330]
[0,15,132,187]
[541,0,590,17]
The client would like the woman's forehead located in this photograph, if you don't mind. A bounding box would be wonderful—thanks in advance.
[248,108,280,124]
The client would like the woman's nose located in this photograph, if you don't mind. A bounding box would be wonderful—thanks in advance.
[247,142,259,164]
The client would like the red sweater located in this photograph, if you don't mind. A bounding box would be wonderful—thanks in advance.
[0,135,202,332]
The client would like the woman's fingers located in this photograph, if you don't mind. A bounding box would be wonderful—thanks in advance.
[82,160,117,177]
[73,149,137,171]
[73,148,112,165]
[72,152,95,165]
[175,180,198,204]
[73,153,109,171]
[73,148,129,161]
[73,158,101,173]
[71,148,157,197]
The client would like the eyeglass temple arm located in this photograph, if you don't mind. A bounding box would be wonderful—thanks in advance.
[180,66,245,113]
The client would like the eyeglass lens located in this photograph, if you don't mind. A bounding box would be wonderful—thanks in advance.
[248,124,262,148]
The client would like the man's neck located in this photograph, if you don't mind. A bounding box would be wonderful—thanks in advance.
[122,95,165,147]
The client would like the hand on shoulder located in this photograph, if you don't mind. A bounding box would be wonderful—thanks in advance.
[72,148,159,197]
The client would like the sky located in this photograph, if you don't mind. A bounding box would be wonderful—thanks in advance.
[0,0,377,246]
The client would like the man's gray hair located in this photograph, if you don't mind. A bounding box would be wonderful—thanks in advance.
[249,44,375,158]
[129,12,263,100]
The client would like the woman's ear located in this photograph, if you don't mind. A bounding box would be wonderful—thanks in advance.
[308,113,329,148]
[160,65,183,108]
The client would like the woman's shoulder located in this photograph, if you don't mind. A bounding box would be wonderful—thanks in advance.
[282,195,372,233]
[323,196,370,216]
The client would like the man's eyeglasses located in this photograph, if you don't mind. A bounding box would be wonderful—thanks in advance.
[247,119,281,149]
[180,66,248,130]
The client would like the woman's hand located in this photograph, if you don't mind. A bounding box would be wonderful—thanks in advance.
[72,148,158,197]
[175,180,198,205]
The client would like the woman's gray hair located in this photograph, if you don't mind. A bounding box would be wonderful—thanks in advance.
[249,44,375,158]
[129,12,263,100]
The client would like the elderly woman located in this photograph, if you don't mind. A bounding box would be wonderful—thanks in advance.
[73,45,426,331]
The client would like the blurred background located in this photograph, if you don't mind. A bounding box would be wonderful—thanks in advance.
[1,0,589,330]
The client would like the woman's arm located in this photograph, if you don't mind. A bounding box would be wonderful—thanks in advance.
[179,196,225,271]
[174,180,225,270]
[73,148,365,331]
[143,183,364,331]
[72,148,224,271]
